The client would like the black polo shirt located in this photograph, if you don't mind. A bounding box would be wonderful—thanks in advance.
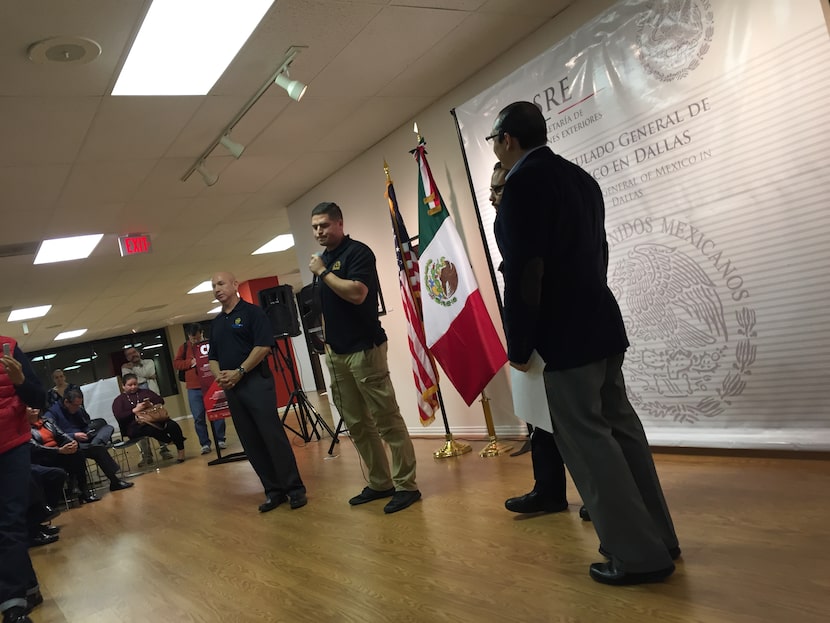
[319,235,387,355]
[209,299,274,369]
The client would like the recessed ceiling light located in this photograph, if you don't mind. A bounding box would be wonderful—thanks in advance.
[112,0,275,96]
[55,329,87,341]
[188,280,213,294]
[8,305,52,321]
[34,234,103,264]
[252,234,294,255]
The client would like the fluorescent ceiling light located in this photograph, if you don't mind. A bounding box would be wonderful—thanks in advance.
[63,365,81,371]
[34,234,104,265]
[188,280,213,294]
[208,305,222,314]
[143,343,164,350]
[112,0,275,96]
[55,329,88,341]
[8,305,52,321]
[252,234,294,255]
[75,357,92,363]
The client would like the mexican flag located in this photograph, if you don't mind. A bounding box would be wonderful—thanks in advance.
[414,139,507,405]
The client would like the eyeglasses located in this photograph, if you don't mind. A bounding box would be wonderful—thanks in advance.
[485,130,503,143]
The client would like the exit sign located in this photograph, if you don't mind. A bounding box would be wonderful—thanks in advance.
[118,234,152,257]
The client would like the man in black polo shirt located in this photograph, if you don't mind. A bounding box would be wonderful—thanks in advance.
[208,271,307,512]
[309,202,420,514]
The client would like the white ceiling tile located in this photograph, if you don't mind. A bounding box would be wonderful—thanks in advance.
[0,97,100,166]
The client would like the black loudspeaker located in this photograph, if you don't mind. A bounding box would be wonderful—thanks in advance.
[259,285,301,338]
[297,284,325,355]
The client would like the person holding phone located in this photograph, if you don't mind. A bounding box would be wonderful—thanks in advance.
[111,373,186,463]
[1,335,47,623]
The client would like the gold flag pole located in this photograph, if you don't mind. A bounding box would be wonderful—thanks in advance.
[478,390,513,457]
[410,121,472,459]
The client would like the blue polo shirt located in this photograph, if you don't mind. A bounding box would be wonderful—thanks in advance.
[209,299,274,370]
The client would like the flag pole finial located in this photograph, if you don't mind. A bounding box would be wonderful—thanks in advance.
[413,121,421,144]
[383,159,391,183]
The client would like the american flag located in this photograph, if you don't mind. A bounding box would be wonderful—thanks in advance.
[386,172,439,425]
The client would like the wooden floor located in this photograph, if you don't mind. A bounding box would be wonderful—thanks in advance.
[28,396,830,623]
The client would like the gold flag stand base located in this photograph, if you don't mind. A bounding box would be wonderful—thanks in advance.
[433,434,472,459]
[479,436,514,457]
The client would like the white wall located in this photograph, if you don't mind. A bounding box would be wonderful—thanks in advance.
[286,0,616,438]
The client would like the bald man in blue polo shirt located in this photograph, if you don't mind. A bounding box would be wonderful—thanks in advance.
[209,271,306,513]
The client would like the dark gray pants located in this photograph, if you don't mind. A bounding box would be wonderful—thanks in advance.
[543,353,677,573]
[226,372,305,498]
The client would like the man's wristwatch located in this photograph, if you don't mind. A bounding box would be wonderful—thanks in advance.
[237,366,245,376]
[319,268,331,279]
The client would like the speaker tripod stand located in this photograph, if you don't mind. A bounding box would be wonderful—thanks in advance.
[272,337,337,443]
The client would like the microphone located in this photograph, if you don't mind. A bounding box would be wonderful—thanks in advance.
[312,252,323,285]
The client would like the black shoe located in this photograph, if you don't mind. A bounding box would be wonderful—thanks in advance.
[589,560,675,585]
[258,494,286,513]
[349,486,395,506]
[289,492,308,510]
[2,606,32,623]
[109,479,134,492]
[504,491,568,514]
[25,590,43,613]
[39,524,60,536]
[599,545,681,561]
[383,490,421,514]
[79,492,101,504]
[579,505,591,521]
[29,532,60,548]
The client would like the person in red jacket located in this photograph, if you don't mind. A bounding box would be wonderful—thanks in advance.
[1,336,46,623]
[173,323,226,454]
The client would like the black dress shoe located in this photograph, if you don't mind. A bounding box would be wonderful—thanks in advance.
[288,492,308,510]
[25,589,43,613]
[383,490,421,514]
[109,479,134,492]
[79,492,101,504]
[349,486,395,506]
[589,560,675,585]
[2,606,32,623]
[29,532,60,548]
[599,545,682,561]
[258,494,286,513]
[39,524,60,536]
[504,491,568,514]
[579,505,591,521]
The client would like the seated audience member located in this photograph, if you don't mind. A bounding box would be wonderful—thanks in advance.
[47,388,114,447]
[30,465,64,514]
[27,469,64,547]
[112,374,186,463]
[29,409,100,504]
[46,368,80,408]
[121,347,172,462]
[40,401,132,492]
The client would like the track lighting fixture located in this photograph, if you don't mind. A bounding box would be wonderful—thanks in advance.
[274,72,307,101]
[197,163,218,186]
[219,135,245,158]
[181,46,308,184]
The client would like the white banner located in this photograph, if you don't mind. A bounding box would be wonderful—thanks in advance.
[455,0,830,450]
